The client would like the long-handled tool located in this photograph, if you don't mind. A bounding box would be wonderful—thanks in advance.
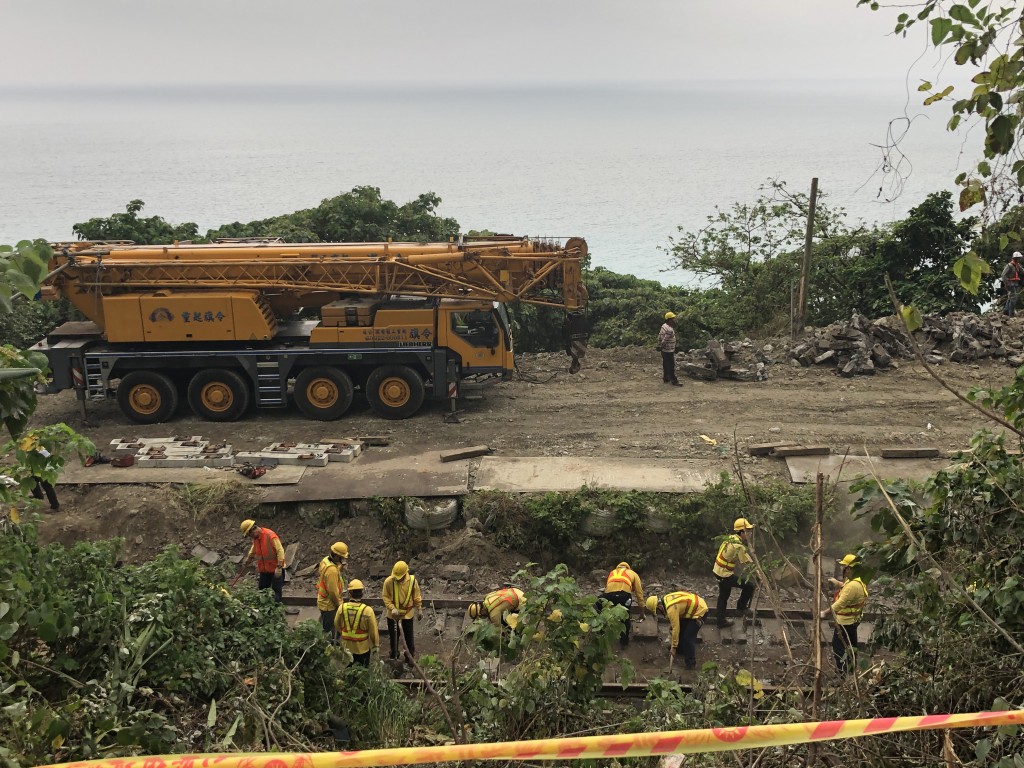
[229,560,251,588]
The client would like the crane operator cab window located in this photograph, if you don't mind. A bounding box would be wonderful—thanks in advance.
[451,309,500,348]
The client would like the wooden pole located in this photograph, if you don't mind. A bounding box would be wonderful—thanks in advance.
[795,177,819,336]
[808,471,825,766]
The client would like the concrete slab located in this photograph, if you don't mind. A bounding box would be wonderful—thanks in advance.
[785,454,949,484]
[57,463,306,486]
[475,457,726,493]
[260,451,470,503]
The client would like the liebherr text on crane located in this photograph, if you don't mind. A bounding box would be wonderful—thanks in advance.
[32,236,589,423]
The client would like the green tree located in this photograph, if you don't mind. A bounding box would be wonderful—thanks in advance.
[72,200,200,244]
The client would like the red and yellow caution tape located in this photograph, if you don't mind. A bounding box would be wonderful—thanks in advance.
[39,709,1024,768]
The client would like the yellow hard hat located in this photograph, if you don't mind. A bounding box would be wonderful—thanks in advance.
[645,596,658,615]
[664,311,676,320]
[239,519,255,535]
[468,603,482,619]
[391,560,409,579]
[733,517,754,531]
[331,541,349,558]
[838,554,860,567]
[347,578,364,592]
[617,561,630,570]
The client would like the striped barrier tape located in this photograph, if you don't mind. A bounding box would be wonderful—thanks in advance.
[38,709,1024,768]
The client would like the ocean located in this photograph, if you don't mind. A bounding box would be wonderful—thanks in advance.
[0,82,971,285]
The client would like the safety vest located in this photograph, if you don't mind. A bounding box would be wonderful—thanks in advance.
[252,528,282,574]
[606,565,634,591]
[484,588,521,614]
[663,591,703,619]
[834,578,869,622]
[316,557,344,610]
[340,602,370,643]
[714,535,743,574]
[392,575,418,611]
[1009,262,1022,282]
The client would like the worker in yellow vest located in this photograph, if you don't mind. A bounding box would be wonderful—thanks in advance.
[820,554,869,674]
[599,561,645,648]
[335,579,379,666]
[712,518,756,627]
[646,590,708,670]
[468,587,525,628]
[239,519,287,602]
[382,560,423,659]
[316,542,348,637]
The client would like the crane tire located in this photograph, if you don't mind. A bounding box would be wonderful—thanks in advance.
[117,371,179,424]
[366,365,425,420]
[294,367,354,421]
[187,369,251,421]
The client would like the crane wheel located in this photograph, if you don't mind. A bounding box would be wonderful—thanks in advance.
[187,369,251,421]
[366,365,425,420]
[117,371,179,424]
[294,367,354,421]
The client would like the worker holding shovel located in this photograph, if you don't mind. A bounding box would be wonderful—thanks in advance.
[647,590,708,671]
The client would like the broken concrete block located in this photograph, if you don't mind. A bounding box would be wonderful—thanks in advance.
[814,350,835,365]
[439,445,491,463]
[880,448,940,459]
[748,442,798,457]
[771,445,831,457]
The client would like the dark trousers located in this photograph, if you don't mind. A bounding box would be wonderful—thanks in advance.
[31,478,59,510]
[715,574,755,624]
[831,622,860,674]
[257,570,284,603]
[320,609,338,640]
[387,617,415,659]
[599,591,632,647]
[351,651,370,667]
[661,351,678,383]
[675,617,702,669]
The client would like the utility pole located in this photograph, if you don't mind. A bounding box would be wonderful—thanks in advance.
[794,177,819,337]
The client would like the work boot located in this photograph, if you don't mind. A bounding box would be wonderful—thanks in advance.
[670,380,682,387]
[716,618,734,628]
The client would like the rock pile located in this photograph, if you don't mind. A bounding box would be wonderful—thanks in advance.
[678,339,771,382]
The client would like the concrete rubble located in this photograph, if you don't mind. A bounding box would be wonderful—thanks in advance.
[107,436,366,469]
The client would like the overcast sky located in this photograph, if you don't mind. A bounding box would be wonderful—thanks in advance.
[2,0,929,88]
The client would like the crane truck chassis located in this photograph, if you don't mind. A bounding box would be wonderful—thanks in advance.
[32,237,589,424]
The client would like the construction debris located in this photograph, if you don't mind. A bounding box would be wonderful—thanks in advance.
[109,436,234,468]
[439,445,492,463]
[678,338,770,382]
[748,442,798,457]
[771,445,830,457]
[880,447,941,459]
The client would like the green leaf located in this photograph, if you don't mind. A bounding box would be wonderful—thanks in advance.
[986,114,1016,155]
[918,81,934,92]
[924,84,954,105]
[931,17,953,45]
[901,304,923,333]
[948,4,975,23]
[1000,234,1010,250]
[207,698,217,727]
[959,179,986,210]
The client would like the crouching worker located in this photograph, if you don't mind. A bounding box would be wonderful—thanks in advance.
[647,590,708,670]
[335,579,379,666]
[468,586,525,628]
[599,561,644,648]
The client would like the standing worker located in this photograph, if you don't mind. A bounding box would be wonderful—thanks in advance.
[468,586,525,628]
[1002,251,1023,316]
[646,590,708,670]
[336,579,379,666]
[316,542,349,637]
[658,312,682,386]
[382,560,423,659]
[239,519,287,603]
[713,518,756,627]
[820,554,869,674]
[599,561,645,648]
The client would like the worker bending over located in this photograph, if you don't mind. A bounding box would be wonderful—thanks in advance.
[599,561,645,647]
[820,554,869,674]
[713,518,756,627]
[316,542,348,637]
[469,587,525,628]
[382,560,423,659]
[647,590,708,670]
[336,579,379,666]
[239,519,287,603]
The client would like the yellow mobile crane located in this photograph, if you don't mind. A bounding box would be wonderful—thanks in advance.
[33,237,589,423]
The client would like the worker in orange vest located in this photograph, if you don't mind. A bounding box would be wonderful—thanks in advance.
[335,579,379,666]
[316,542,349,637]
[240,519,287,602]
[1001,251,1023,316]
[598,561,645,648]
[646,591,708,670]
[382,560,423,659]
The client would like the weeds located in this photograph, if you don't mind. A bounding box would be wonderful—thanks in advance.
[174,481,261,523]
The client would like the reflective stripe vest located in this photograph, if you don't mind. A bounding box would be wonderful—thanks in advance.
[252,528,283,574]
[714,535,743,574]
[663,591,704,619]
[1009,262,1022,282]
[340,603,369,643]
[606,565,634,590]
[393,576,418,611]
[316,557,344,611]
[484,588,521,614]
[833,577,868,623]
